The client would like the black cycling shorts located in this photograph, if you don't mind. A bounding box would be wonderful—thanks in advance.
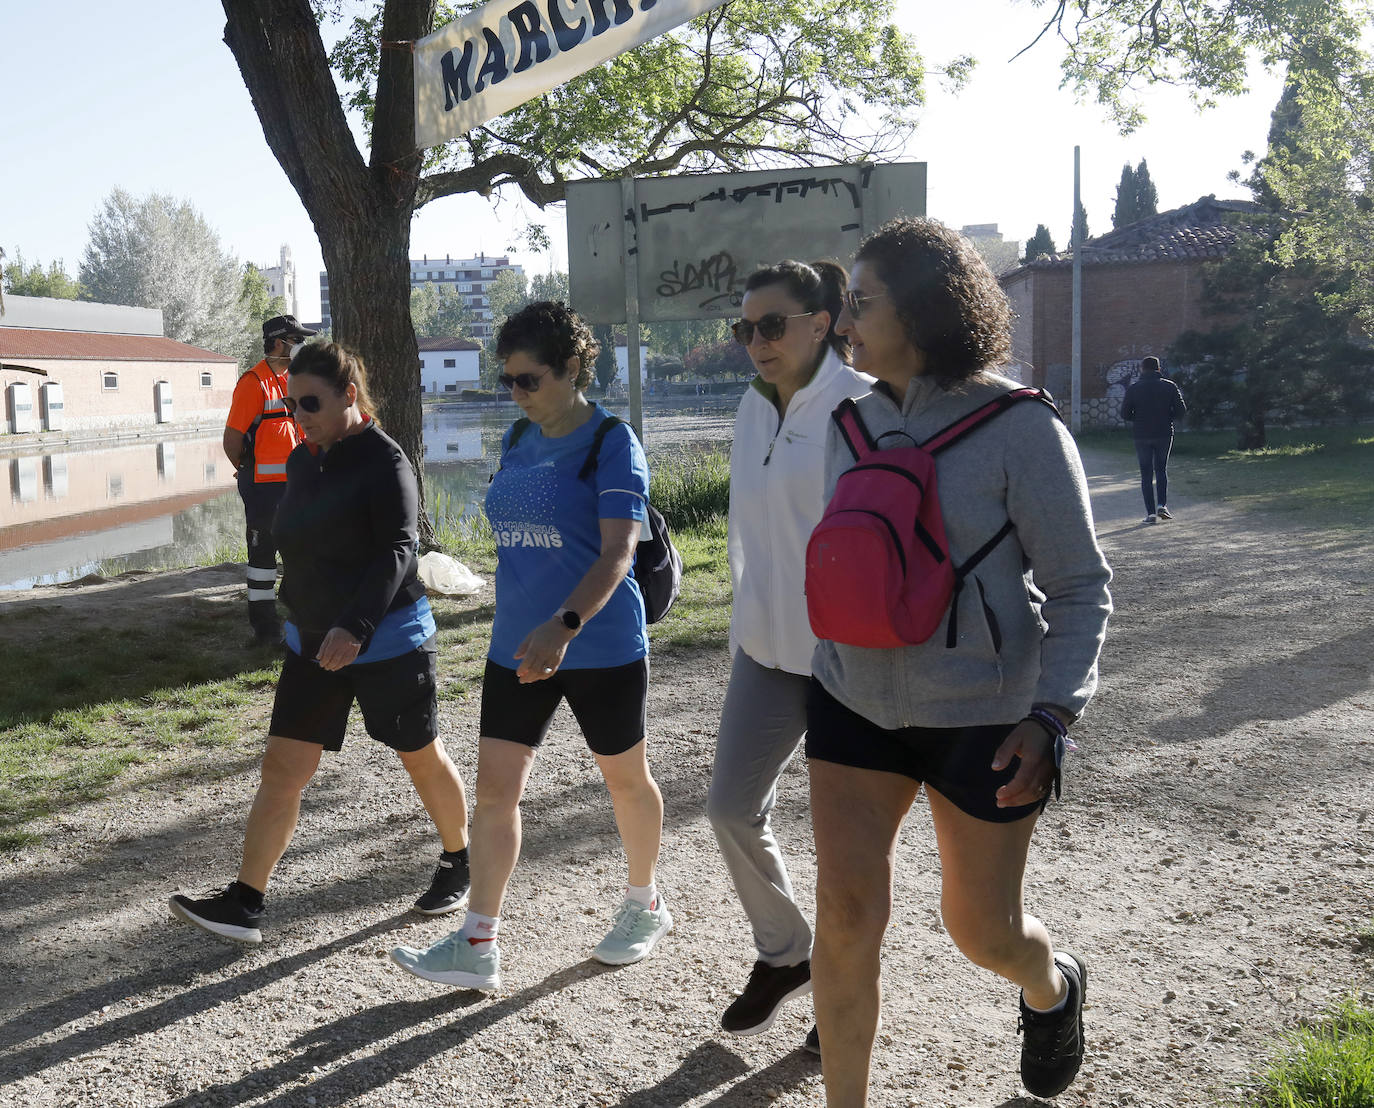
[479,658,648,757]
[269,640,439,753]
[804,678,1047,823]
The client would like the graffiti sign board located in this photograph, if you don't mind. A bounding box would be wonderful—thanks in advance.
[566,163,927,324]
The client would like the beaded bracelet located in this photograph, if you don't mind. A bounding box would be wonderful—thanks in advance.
[1021,707,1077,800]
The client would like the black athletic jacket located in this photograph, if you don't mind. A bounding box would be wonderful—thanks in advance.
[1121,371,1187,439]
[274,420,425,647]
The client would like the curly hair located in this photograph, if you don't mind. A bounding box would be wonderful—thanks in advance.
[743,259,852,363]
[288,341,377,420]
[496,300,599,390]
[855,218,1013,384]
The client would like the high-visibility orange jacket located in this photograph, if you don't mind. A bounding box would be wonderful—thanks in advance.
[226,359,300,483]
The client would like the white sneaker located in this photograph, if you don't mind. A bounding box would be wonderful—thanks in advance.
[390,931,501,990]
[1156,505,1173,520]
[592,896,673,966]
[1144,514,1157,524]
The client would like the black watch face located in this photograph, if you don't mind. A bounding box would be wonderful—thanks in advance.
[561,610,581,631]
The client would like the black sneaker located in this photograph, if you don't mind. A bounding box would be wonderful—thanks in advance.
[1019,951,1087,1098]
[413,854,471,915]
[803,1023,820,1057]
[169,886,264,944]
[721,959,813,1035]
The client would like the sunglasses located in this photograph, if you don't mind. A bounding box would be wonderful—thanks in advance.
[498,366,553,392]
[282,394,322,414]
[842,290,888,319]
[732,311,814,345]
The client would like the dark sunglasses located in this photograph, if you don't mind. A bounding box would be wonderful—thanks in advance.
[732,311,814,345]
[842,290,888,319]
[498,366,553,392]
[282,394,322,414]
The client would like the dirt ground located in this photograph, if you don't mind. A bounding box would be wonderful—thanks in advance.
[1,444,1372,1108]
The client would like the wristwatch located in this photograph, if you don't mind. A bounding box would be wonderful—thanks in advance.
[555,607,582,632]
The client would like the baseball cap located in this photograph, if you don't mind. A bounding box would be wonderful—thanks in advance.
[263,315,319,343]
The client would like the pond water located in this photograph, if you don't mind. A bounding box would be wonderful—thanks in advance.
[0,400,739,591]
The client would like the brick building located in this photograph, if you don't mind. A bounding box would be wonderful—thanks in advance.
[0,296,237,441]
[1000,196,1260,427]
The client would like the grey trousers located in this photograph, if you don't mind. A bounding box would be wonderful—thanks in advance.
[706,649,813,966]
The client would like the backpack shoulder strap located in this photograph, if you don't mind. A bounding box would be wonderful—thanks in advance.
[577,415,629,482]
[831,397,878,463]
[497,417,532,471]
[922,387,1061,456]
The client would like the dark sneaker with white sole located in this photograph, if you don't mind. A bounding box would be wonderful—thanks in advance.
[169,885,264,944]
[721,958,813,1035]
[1019,951,1087,1098]
[413,854,471,915]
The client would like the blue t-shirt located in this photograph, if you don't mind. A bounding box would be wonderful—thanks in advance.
[284,595,436,663]
[485,406,649,669]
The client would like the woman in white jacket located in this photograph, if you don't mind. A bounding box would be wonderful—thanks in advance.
[708,260,871,1050]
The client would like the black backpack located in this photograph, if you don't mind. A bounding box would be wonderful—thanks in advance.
[503,415,683,623]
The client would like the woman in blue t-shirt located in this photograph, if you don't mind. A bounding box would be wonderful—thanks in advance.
[393,302,672,990]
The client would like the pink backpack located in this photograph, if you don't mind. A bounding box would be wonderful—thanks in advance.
[805,388,1060,648]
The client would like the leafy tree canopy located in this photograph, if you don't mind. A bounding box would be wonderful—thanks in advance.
[81,188,247,356]
[2,252,85,300]
[1112,159,1159,228]
[1023,224,1057,262]
[411,281,476,339]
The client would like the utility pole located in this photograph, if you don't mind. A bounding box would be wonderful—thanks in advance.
[1071,146,1083,435]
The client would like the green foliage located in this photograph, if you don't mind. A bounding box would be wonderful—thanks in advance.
[1249,997,1374,1108]
[80,188,248,356]
[1112,159,1159,228]
[1069,203,1090,248]
[649,450,731,530]
[2,251,84,299]
[411,281,476,340]
[1170,53,1374,448]
[1023,224,1057,262]
[594,324,618,391]
[1036,0,1373,134]
[647,318,732,360]
[685,339,753,380]
[238,263,287,368]
[529,272,570,304]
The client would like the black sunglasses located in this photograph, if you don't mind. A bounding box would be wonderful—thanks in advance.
[282,394,322,414]
[498,366,553,392]
[842,290,888,319]
[732,311,814,345]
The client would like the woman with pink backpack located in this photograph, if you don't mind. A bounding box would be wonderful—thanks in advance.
[804,220,1112,1105]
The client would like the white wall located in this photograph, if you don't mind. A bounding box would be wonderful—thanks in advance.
[420,349,481,394]
[613,344,650,385]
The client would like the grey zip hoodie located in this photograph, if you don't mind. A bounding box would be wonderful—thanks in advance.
[810,372,1113,729]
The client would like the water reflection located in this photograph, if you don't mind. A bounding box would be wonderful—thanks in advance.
[0,400,739,591]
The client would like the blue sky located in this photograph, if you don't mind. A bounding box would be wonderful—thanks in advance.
[1,0,1285,323]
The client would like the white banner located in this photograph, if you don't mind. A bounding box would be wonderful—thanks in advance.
[414,0,728,149]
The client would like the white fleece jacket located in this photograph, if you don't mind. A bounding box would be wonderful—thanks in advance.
[728,349,873,675]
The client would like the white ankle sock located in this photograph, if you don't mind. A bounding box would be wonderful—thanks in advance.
[625,882,657,908]
[1025,969,1069,1015]
[458,910,500,945]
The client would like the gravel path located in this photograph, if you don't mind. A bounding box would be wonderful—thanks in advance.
[2,445,1372,1107]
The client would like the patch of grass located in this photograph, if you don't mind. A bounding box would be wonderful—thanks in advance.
[651,450,731,531]
[648,517,732,653]
[1246,998,1374,1108]
[1078,424,1374,529]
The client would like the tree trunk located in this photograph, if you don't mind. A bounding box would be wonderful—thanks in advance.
[222,0,438,544]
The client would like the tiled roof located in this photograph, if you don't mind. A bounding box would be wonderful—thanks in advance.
[0,328,236,362]
[1009,196,1267,274]
[417,336,481,352]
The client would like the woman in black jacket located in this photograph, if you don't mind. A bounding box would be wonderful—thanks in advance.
[169,342,471,944]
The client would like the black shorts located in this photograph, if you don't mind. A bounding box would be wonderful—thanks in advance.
[804,678,1047,824]
[479,658,648,756]
[269,641,439,753]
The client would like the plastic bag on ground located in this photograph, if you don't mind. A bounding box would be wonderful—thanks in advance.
[417,551,485,597]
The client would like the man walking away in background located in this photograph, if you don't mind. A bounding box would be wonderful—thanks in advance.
[223,315,315,644]
[1121,356,1187,524]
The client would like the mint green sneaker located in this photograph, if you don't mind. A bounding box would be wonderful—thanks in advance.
[390,931,501,990]
[592,896,673,966]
